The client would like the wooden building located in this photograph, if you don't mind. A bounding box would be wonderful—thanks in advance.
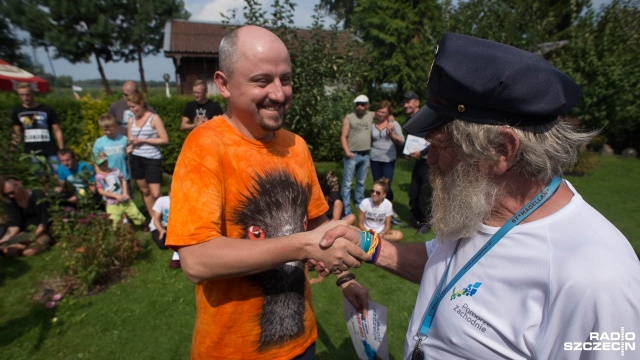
[163,20,227,96]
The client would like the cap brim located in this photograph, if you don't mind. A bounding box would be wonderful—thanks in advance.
[402,105,453,136]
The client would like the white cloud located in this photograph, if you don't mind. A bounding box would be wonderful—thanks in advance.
[190,0,244,23]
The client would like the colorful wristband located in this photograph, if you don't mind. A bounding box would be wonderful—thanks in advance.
[362,229,381,264]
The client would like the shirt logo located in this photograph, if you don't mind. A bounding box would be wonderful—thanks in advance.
[450,282,482,301]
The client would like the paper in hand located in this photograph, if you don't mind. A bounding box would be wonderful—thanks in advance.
[343,296,389,360]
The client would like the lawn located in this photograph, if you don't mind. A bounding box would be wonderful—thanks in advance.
[1,155,638,359]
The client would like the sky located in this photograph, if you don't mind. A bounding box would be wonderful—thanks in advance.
[20,0,334,83]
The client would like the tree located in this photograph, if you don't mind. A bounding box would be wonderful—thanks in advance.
[0,1,28,68]
[548,0,640,152]
[349,0,444,101]
[442,0,590,50]
[114,0,189,94]
[4,0,119,94]
[318,0,356,29]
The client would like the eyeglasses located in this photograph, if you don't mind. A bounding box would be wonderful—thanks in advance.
[355,102,368,107]
[370,189,382,195]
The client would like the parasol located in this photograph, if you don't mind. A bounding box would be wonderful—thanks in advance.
[0,59,50,93]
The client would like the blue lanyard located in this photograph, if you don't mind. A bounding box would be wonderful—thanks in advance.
[417,176,563,338]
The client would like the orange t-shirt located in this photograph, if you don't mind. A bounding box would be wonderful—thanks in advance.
[166,116,328,359]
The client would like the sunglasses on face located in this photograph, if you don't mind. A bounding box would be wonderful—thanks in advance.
[355,102,368,107]
[370,189,382,195]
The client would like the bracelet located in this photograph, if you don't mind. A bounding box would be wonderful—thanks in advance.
[359,229,381,264]
[336,272,356,286]
[370,236,382,264]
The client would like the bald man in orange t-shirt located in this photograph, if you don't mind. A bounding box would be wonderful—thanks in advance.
[166,25,370,359]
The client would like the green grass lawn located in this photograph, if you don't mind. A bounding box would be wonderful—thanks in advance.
[1,155,638,359]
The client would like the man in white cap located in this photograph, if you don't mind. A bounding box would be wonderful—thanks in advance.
[339,94,374,215]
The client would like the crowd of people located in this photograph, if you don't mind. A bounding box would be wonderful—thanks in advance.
[2,79,223,268]
[2,25,639,359]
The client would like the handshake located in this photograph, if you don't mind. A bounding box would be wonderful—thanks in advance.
[304,220,382,277]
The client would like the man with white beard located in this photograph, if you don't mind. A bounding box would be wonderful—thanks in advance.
[316,33,640,359]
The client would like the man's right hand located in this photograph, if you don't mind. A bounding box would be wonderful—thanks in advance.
[304,222,369,275]
[306,224,369,276]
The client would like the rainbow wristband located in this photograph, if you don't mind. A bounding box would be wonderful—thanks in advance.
[369,238,382,264]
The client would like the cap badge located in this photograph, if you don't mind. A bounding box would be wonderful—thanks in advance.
[457,104,466,113]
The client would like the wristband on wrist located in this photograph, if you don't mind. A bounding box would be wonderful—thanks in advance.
[336,272,356,286]
[359,229,382,264]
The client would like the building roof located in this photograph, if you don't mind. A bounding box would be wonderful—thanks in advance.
[163,19,355,58]
[163,20,228,56]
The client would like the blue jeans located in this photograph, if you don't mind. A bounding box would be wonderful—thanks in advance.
[341,153,370,215]
[370,160,396,201]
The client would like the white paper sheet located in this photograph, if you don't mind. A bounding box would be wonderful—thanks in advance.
[403,134,430,158]
[343,297,389,360]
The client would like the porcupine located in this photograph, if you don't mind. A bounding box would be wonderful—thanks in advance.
[231,168,311,351]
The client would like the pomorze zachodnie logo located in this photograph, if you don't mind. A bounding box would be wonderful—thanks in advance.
[450,282,482,300]
[564,328,636,356]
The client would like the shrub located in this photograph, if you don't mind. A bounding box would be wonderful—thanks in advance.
[50,206,141,294]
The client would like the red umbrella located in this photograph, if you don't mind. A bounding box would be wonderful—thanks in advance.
[0,59,50,93]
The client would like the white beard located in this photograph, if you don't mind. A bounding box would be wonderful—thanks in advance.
[429,159,499,242]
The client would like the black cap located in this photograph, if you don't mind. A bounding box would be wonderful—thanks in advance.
[403,33,581,136]
[402,91,419,100]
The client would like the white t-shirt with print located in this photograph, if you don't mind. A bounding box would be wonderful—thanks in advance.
[152,196,170,229]
[405,181,640,359]
[358,197,394,233]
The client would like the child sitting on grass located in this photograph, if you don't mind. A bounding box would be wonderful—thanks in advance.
[150,191,180,269]
[358,177,403,242]
[94,151,146,228]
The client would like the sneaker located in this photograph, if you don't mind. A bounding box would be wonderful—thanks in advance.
[169,260,181,269]
[391,216,403,225]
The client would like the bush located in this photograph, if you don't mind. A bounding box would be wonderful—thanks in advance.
[50,207,141,294]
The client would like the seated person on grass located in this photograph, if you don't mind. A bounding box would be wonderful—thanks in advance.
[150,191,181,269]
[55,148,98,206]
[0,175,52,257]
[94,151,145,228]
[318,171,356,225]
[358,177,403,242]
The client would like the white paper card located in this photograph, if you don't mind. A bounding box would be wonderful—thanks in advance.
[403,134,430,158]
[343,297,389,360]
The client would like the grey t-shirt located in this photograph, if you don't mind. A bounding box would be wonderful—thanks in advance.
[346,111,374,152]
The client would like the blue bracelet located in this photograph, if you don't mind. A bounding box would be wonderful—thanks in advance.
[360,230,371,252]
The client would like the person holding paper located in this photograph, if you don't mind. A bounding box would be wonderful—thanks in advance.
[315,33,640,359]
[403,91,433,234]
